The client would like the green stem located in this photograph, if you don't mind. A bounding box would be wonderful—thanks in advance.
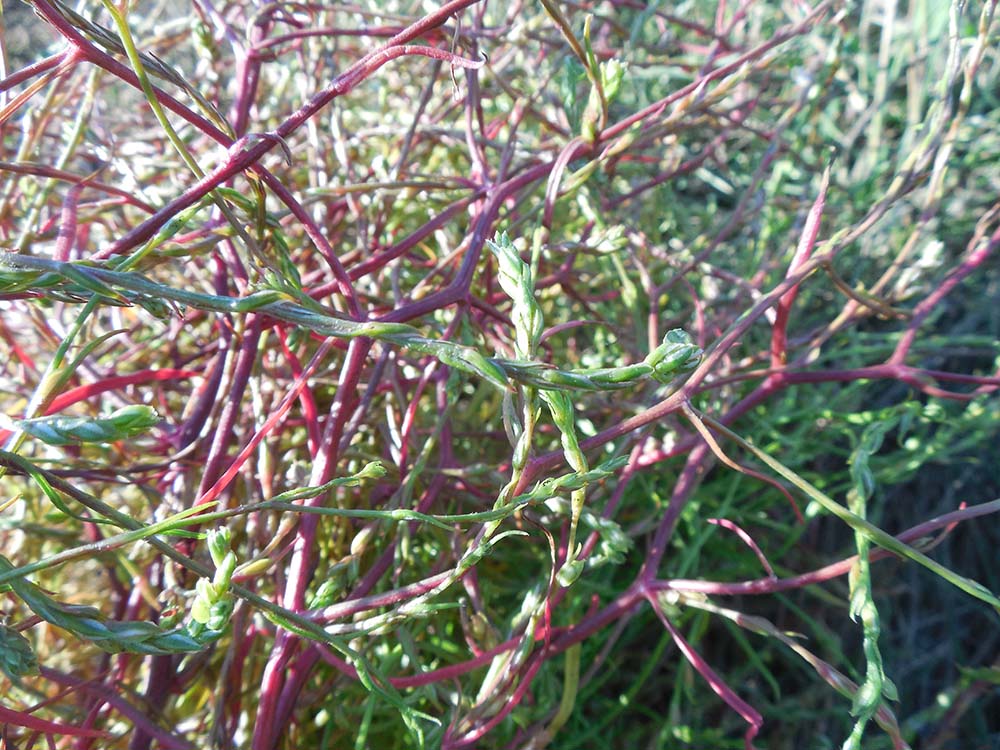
[697,410,1000,610]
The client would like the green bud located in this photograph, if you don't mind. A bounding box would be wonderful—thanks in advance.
[190,593,212,625]
[432,342,510,391]
[115,620,163,638]
[600,59,627,101]
[581,92,600,143]
[195,577,215,605]
[233,557,273,578]
[583,363,648,387]
[308,578,342,609]
[501,389,523,447]
[356,461,387,480]
[351,525,375,556]
[134,295,174,319]
[0,624,38,679]
[17,405,160,445]
[206,600,234,632]
[207,528,232,568]
[644,329,702,382]
[213,552,237,593]
[556,558,585,587]
[152,630,202,652]
[487,232,544,357]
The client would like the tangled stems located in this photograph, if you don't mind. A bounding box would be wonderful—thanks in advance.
[2,1,999,748]
[0,529,234,656]
[0,252,702,394]
[0,450,365,652]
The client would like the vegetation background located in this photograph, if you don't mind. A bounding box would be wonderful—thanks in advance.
[1,1,998,749]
